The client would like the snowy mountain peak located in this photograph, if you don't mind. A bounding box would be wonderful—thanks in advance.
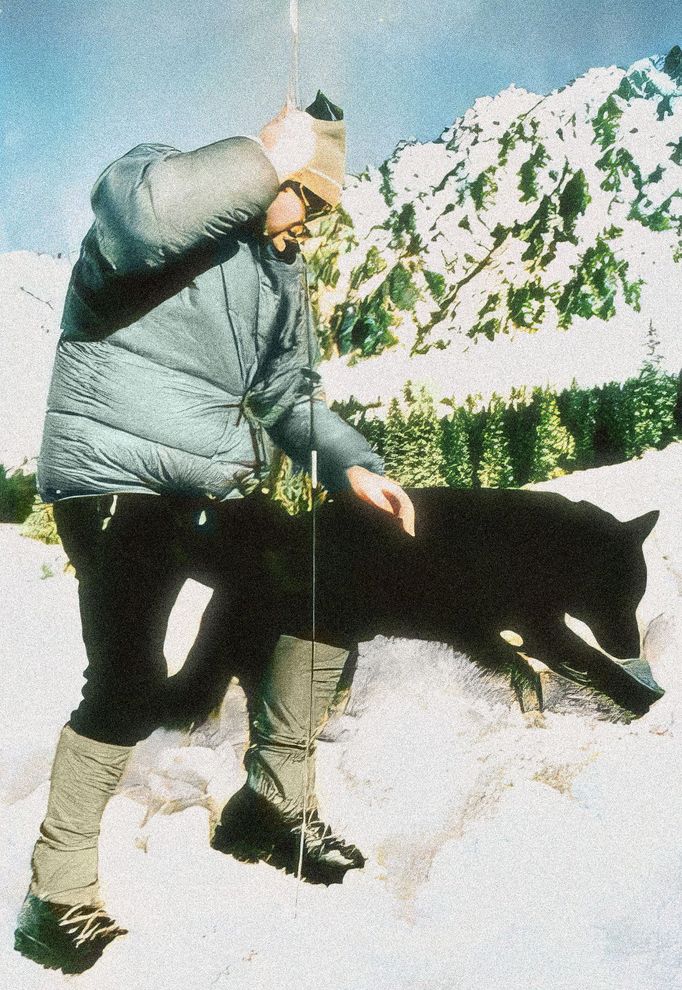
[306,47,682,407]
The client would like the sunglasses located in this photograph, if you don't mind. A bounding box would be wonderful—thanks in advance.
[281,181,333,223]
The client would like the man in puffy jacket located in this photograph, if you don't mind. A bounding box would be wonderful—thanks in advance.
[15,95,415,973]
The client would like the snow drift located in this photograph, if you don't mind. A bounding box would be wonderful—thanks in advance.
[1,444,680,989]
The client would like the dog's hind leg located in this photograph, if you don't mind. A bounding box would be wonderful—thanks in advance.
[162,589,252,729]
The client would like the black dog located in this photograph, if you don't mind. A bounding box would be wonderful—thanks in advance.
[162,487,663,726]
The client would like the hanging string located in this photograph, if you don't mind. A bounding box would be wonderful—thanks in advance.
[286,0,320,911]
[294,265,321,901]
[287,0,301,109]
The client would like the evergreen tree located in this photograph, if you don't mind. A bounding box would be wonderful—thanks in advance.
[0,466,36,523]
[402,384,448,487]
[384,385,447,487]
[597,381,628,462]
[621,363,678,457]
[504,385,535,485]
[383,395,411,485]
[463,394,485,486]
[644,319,663,368]
[442,405,474,489]
[528,387,576,482]
[558,380,600,468]
[477,394,514,488]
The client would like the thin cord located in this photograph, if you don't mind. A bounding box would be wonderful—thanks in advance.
[289,0,315,903]
[287,0,301,109]
[287,0,307,908]
[294,260,319,913]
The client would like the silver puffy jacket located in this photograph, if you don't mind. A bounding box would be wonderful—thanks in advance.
[38,136,383,501]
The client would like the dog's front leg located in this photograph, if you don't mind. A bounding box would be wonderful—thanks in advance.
[522,620,657,714]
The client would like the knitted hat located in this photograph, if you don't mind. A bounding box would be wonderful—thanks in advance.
[289,91,346,207]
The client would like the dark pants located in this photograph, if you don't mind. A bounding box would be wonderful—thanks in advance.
[54,492,349,749]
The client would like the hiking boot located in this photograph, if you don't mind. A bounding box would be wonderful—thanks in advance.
[211,786,366,885]
[14,893,128,974]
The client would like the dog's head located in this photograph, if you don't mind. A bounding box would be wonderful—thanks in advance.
[567,508,659,659]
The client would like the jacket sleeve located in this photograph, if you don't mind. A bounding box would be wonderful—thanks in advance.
[265,393,385,494]
[246,284,385,494]
[90,138,280,274]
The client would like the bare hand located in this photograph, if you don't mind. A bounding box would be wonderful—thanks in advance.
[345,466,415,537]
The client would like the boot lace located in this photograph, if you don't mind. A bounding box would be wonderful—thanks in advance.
[289,814,355,857]
[57,903,123,948]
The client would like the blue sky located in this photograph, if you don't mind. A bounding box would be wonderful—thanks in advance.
[0,0,680,255]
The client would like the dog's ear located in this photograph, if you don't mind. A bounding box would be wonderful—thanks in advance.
[626,509,659,543]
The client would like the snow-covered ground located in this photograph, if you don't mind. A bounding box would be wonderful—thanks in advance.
[320,301,682,412]
[1,445,680,989]
[0,251,70,470]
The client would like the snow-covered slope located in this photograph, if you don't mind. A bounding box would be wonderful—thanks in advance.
[1,445,680,989]
[314,47,682,407]
[0,252,70,470]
